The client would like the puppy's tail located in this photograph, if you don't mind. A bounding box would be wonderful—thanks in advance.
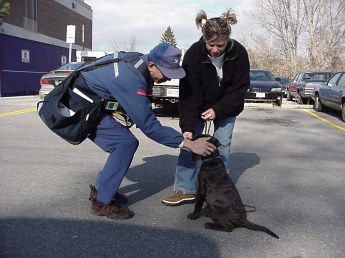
[241,220,279,239]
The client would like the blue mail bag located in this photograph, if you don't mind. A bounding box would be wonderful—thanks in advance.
[37,70,103,145]
[37,53,144,145]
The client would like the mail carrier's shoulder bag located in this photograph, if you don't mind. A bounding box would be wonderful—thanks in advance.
[37,53,144,145]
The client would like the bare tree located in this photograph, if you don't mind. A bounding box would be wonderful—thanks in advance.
[302,0,345,70]
[242,35,307,78]
[110,36,137,52]
[251,0,305,61]
[246,0,345,77]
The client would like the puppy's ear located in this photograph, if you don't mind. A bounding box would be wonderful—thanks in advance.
[192,153,203,162]
[211,136,221,147]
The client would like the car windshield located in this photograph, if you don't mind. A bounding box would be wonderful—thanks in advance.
[280,78,291,85]
[250,71,275,81]
[57,62,84,71]
[303,73,332,81]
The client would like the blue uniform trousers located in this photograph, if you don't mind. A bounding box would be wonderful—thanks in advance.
[88,113,139,204]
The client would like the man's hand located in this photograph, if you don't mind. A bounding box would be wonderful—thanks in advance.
[201,108,216,121]
[183,137,215,156]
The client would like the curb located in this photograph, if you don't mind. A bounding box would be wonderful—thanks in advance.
[244,101,313,109]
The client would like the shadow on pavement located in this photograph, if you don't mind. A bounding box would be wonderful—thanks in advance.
[153,106,179,118]
[117,152,260,205]
[120,154,177,204]
[230,152,260,183]
[0,217,220,258]
[316,107,344,122]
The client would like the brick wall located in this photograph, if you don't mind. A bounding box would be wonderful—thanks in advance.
[3,0,92,49]
[2,0,23,27]
[37,1,92,49]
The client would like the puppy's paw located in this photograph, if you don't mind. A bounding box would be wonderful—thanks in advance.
[187,213,199,220]
[204,222,213,229]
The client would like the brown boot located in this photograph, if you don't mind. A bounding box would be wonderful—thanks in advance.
[89,184,127,205]
[90,200,134,219]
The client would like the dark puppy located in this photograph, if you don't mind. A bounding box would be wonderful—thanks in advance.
[187,135,279,239]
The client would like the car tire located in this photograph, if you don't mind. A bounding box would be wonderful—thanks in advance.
[287,91,292,101]
[275,98,282,107]
[342,103,345,122]
[313,95,322,112]
[297,94,308,104]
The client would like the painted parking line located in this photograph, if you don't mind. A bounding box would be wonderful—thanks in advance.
[0,108,36,117]
[302,109,345,132]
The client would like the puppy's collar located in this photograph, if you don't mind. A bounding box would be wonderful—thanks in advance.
[202,156,222,163]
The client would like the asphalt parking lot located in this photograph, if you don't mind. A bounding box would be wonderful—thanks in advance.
[0,96,344,258]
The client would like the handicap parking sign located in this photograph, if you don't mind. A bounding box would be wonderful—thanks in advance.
[21,49,30,63]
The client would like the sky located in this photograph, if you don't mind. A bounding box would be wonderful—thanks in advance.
[83,0,256,53]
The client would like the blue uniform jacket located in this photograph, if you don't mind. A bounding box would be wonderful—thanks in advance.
[80,53,184,148]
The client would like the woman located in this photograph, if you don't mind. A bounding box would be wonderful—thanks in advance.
[162,9,250,206]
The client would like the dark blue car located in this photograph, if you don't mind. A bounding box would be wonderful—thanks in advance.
[313,71,345,121]
[246,69,283,106]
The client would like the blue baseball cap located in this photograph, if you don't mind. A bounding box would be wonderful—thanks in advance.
[149,43,186,79]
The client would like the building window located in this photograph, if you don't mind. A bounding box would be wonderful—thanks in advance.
[24,0,37,31]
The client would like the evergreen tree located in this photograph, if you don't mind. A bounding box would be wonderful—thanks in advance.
[160,26,177,46]
[0,0,10,25]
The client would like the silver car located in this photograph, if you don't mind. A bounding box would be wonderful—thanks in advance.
[39,62,84,99]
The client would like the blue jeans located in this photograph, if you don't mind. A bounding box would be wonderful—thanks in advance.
[174,116,236,193]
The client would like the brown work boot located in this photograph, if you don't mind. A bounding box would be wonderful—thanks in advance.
[162,190,195,206]
[90,200,134,219]
[89,184,127,205]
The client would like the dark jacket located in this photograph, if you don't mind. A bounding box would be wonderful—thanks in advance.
[179,38,250,134]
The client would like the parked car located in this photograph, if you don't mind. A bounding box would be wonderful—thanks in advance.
[286,71,333,104]
[150,50,185,108]
[246,69,283,106]
[313,71,345,122]
[39,62,85,99]
[150,79,179,108]
[279,77,291,97]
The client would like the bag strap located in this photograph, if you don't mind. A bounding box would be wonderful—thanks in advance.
[79,57,121,72]
[78,52,149,80]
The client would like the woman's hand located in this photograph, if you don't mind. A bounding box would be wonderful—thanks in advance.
[201,108,216,121]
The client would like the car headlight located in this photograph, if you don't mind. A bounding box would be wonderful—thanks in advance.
[271,87,282,92]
